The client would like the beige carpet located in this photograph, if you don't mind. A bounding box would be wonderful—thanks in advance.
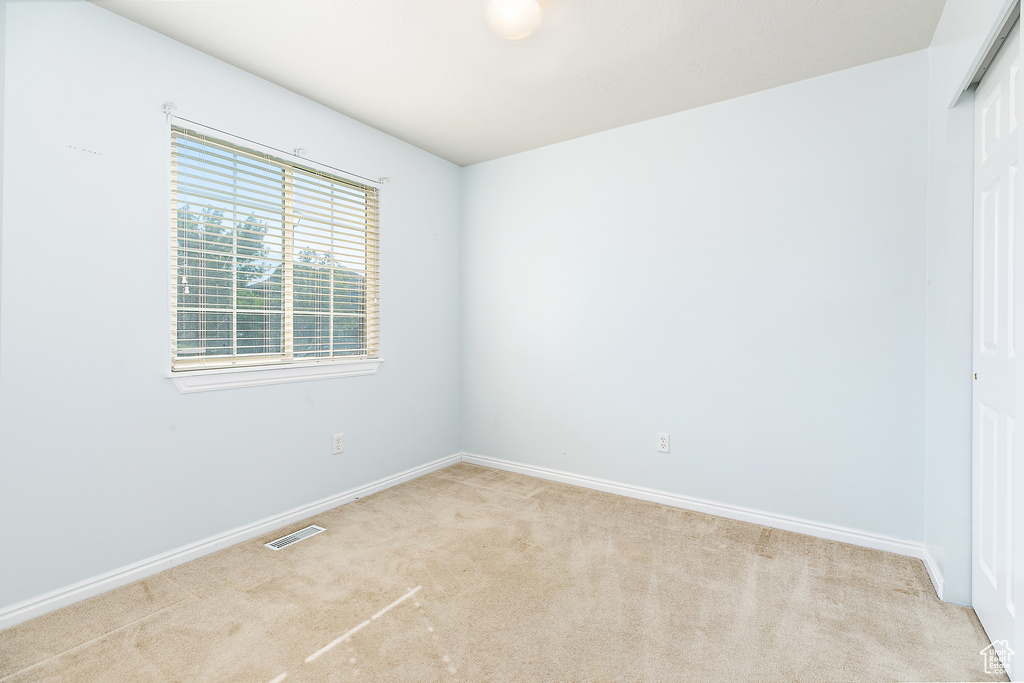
[0,464,1007,682]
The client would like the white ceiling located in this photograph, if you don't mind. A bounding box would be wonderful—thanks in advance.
[95,0,946,166]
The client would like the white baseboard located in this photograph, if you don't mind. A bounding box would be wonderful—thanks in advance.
[460,452,944,598]
[0,454,461,631]
[919,544,946,601]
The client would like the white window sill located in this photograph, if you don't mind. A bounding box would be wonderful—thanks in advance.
[169,358,384,394]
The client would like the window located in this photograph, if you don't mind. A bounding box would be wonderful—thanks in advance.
[169,126,380,388]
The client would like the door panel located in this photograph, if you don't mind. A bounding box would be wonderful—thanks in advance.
[981,179,1002,354]
[980,403,999,587]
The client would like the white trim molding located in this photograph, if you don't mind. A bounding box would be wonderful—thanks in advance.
[169,358,384,393]
[920,545,946,601]
[461,453,945,599]
[0,453,458,631]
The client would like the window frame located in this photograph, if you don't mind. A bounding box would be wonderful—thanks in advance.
[167,124,383,393]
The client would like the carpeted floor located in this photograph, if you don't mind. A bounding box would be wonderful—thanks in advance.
[0,463,1008,682]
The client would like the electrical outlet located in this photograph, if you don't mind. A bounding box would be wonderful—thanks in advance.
[657,433,670,453]
[332,433,344,455]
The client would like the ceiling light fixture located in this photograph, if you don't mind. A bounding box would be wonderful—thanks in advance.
[485,0,543,41]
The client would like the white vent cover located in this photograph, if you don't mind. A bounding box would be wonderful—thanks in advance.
[265,525,325,550]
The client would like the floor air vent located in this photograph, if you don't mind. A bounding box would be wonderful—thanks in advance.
[265,525,325,550]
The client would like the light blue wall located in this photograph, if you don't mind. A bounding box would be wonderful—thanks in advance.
[0,2,462,609]
[924,0,1015,606]
[0,1,5,384]
[461,52,930,542]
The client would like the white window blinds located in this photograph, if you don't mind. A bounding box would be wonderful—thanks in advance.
[170,126,379,372]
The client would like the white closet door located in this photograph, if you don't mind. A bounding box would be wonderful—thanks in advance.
[974,18,1022,680]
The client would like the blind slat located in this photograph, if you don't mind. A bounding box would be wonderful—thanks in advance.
[173,134,371,203]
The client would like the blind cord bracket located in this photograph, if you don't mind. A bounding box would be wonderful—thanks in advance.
[162,101,177,123]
